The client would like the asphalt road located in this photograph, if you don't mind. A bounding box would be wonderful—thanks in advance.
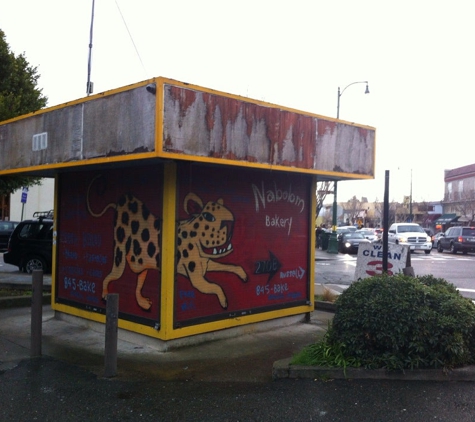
[317,248,475,300]
[2,357,475,421]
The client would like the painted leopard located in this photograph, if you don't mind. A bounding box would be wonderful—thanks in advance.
[176,193,248,309]
[87,175,161,310]
[87,175,247,310]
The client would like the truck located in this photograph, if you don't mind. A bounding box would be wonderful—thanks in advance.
[387,222,432,254]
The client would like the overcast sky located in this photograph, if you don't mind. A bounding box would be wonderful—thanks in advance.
[1,0,474,204]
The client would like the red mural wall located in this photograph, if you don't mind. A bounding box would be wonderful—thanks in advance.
[175,163,311,326]
[56,165,163,327]
[55,163,311,329]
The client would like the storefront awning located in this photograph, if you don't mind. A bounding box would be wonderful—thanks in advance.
[422,214,441,225]
[434,214,459,225]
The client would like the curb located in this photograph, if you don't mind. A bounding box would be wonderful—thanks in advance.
[314,301,336,312]
[0,294,51,309]
[0,282,51,292]
[272,358,475,381]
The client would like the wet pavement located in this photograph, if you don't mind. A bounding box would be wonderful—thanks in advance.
[2,251,475,421]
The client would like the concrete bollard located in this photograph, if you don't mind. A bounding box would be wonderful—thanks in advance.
[31,270,43,357]
[104,293,119,378]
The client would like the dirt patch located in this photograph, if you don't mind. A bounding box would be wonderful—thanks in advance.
[0,289,32,297]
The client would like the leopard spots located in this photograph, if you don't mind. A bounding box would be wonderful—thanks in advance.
[87,175,162,311]
[176,193,248,309]
[87,175,247,312]
[147,242,156,258]
[117,226,126,243]
[141,228,150,242]
[115,247,122,267]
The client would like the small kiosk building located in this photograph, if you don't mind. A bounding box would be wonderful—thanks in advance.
[0,77,376,346]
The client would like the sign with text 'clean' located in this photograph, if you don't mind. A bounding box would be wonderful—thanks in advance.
[355,243,410,280]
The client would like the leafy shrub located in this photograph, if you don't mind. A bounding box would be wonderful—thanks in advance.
[293,274,475,371]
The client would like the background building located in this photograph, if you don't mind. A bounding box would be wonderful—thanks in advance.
[8,178,54,221]
[442,163,475,227]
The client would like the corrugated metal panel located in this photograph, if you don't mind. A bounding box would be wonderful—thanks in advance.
[0,77,375,180]
[0,86,156,171]
[162,83,375,177]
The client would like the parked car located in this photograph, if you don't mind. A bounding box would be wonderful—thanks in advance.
[0,220,19,251]
[437,226,475,254]
[338,225,357,233]
[356,228,378,242]
[338,232,370,254]
[3,210,53,273]
[387,223,432,254]
[431,232,445,248]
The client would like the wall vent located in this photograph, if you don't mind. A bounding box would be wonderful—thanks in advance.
[32,132,48,151]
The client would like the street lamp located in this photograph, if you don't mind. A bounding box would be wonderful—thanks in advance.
[327,80,370,254]
[337,81,369,119]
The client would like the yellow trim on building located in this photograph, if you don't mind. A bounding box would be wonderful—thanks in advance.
[160,162,177,338]
[309,176,317,304]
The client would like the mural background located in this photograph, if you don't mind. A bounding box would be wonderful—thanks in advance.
[175,163,311,325]
[55,162,311,328]
[56,165,163,325]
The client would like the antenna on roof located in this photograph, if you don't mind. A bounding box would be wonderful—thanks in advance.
[86,0,95,96]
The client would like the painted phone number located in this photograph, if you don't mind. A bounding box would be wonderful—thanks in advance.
[63,277,96,293]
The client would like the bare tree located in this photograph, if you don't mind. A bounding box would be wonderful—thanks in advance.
[316,181,334,220]
[342,196,362,225]
[373,199,383,226]
[374,198,398,226]
[453,191,475,224]
[395,206,409,224]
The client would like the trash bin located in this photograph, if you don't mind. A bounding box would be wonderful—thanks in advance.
[320,231,330,251]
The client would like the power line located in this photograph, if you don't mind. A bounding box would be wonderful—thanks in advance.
[114,0,148,78]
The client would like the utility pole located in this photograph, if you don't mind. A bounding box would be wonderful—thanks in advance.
[86,0,95,95]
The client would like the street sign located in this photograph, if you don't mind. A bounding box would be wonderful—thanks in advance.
[355,243,410,280]
[21,187,28,204]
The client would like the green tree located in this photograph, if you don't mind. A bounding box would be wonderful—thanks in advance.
[0,29,47,120]
[0,29,48,199]
[0,176,42,197]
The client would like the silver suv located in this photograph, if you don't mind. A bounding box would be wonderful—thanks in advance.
[387,223,432,254]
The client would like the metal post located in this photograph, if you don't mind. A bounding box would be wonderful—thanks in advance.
[104,293,119,378]
[327,81,369,253]
[326,86,343,254]
[31,270,43,357]
[382,171,390,273]
[86,0,95,95]
[337,86,341,119]
[327,182,339,253]
[409,169,413,222]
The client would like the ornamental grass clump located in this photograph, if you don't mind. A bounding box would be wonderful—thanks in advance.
[293,274,475,371]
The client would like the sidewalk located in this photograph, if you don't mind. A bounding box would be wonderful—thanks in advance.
[0,302,333,382]
[0,248,352,381]
[0,252,334,381]
[3,251,472,384]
